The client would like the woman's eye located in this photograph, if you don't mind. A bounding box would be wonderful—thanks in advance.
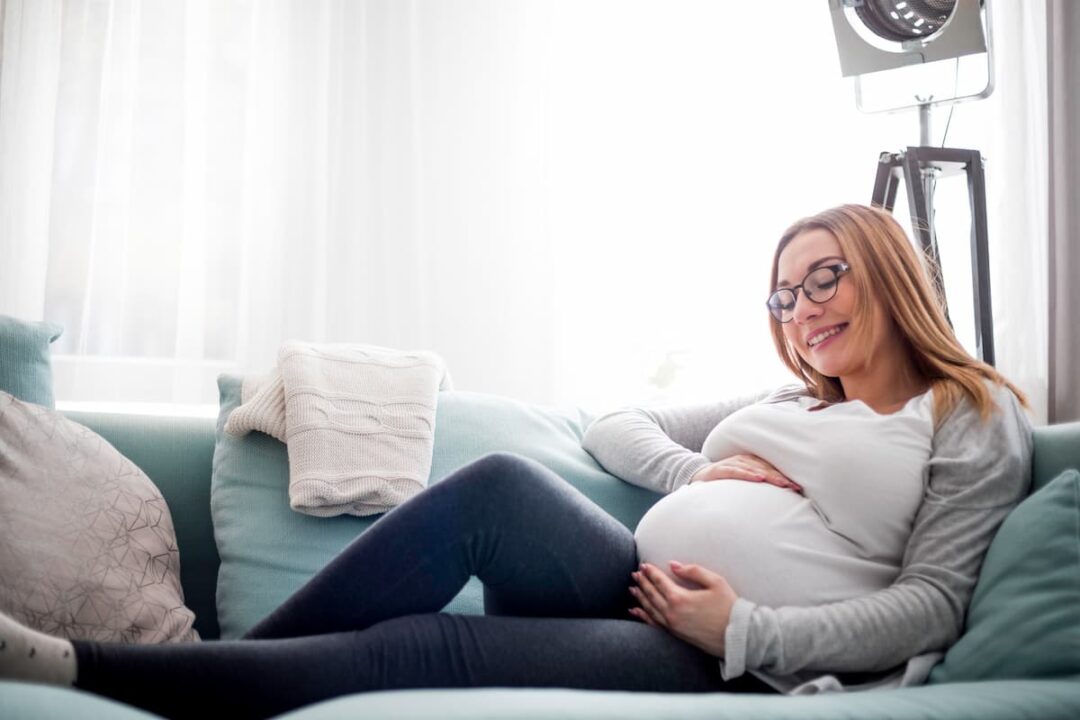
[769,295,794,310]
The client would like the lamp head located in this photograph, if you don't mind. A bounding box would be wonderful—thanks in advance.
[829,0,988,77]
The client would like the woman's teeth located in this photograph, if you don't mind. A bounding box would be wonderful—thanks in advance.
[808,324,847,347]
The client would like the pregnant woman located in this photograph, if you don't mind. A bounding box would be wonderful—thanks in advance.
[0,204,1031,718]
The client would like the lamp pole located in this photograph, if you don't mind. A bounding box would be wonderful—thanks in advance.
[918,99,932,147]
[915,97,942,319]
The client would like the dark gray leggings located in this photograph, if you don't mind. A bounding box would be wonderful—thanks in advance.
[73,452,777,718]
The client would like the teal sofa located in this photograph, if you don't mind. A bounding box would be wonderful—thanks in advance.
[2,407,1080,719]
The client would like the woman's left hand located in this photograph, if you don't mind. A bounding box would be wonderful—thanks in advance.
[629,561,738,657]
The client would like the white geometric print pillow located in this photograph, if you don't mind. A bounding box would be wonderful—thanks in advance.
[0,391,198,643]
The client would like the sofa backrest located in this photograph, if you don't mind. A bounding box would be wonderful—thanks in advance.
[65,411,221,640]
[1032,420,1080,492]
[64,410,1080,643]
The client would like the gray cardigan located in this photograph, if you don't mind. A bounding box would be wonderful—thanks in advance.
[581,381,1033,693]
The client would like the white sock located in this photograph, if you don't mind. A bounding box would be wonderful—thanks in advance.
[0,610,76,686]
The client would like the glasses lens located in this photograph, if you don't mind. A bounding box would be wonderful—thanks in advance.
[804,267,840,303]
[767,289,796,322]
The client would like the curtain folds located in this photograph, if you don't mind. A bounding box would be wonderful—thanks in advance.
[0,0,1057,418]
[1047,0,1080,423]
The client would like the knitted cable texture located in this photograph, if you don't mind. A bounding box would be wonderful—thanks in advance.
[225,341,452,517]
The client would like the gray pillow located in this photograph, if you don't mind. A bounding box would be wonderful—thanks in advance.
[0,391,198,643]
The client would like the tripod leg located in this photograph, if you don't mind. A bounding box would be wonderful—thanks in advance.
[966,152,995,365]
[871,152,901,211]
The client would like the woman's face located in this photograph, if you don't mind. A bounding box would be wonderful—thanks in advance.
[775,228,885,380]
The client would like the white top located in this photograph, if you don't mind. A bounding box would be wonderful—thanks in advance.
[633,390,935,608]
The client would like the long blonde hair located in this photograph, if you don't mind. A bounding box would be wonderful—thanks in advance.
[768,204,1027,425]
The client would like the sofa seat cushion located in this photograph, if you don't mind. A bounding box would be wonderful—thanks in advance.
[272,680,1080,720]
[3,678,1080,720]
[0,681,159,720]
[211,374,660,639]
[930,469,1080,683]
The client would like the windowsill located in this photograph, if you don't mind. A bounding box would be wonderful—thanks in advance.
[56,401,219,419]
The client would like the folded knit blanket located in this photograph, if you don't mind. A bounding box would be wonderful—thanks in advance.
[224,341,453,517]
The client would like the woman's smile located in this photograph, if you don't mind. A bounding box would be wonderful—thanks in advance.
[807,322,849,352]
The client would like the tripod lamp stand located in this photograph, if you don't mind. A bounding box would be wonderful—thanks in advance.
[829,0,996,365]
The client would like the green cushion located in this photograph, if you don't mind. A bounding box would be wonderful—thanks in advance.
[278,680,1080,720]
[423,389,660,531]
[0,315,62,408]
[930,469,1080,683]
[4,679,1080,720]
[211,374,660,639]
[0,681,160,720]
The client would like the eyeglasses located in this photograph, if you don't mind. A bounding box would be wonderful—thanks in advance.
[766,262,850,323]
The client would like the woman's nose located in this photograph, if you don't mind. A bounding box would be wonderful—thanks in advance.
[792,289,822,324]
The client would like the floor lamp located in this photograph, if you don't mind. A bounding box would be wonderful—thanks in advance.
[828,0,996,365]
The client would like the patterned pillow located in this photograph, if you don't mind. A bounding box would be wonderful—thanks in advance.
[0,391,198,643]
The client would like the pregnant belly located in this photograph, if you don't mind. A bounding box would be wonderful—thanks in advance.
[633,481,898,607]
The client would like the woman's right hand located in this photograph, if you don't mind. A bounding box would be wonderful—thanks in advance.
[690,454,802,494]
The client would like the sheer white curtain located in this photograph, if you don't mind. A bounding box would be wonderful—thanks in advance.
[0,0,1050,420]
[940,0,1049,423]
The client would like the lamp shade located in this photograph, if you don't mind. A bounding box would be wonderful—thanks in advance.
[828,0,988,77]
[855,0,955,42]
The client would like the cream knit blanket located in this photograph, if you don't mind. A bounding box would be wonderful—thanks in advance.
[224,341,453,517]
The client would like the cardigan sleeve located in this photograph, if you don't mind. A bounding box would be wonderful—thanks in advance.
[581,388,775,495]
[722,382,1033,678]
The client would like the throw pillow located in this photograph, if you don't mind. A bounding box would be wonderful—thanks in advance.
[211,373,660,639]
[929,469,1080,683]
[0,315,63,408]
[0,391,198,643]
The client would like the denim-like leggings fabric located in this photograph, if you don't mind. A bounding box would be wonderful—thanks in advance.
[73,452,777,718]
